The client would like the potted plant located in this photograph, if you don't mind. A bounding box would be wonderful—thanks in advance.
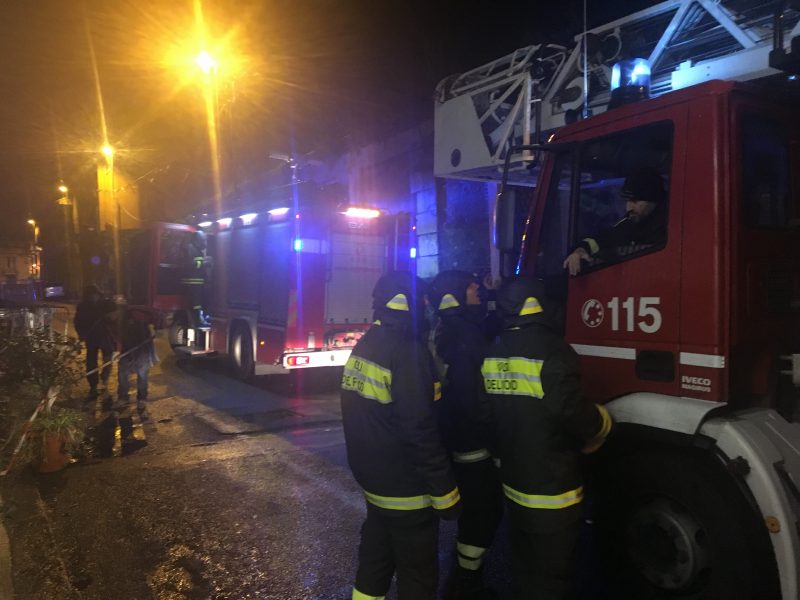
[0,326,85,472]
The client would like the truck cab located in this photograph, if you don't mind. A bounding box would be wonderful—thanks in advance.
[502,77,800,599]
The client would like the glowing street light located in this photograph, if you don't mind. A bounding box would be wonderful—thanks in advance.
[58,184,68,195]
[195,51,217,74]
[101,144,114,160]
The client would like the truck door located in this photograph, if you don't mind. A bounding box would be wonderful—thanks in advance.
[529,111,687,402]
[729,103,800,411]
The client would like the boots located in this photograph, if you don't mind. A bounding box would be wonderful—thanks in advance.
[442,565,497,600]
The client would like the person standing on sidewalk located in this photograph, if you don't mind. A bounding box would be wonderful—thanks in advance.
[428,270,502,600]
[341,271,461,600]
[116,302,158,417]
[481,276,612,599]
[74,285,116,398]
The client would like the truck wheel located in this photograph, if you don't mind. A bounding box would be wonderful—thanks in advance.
[168,315,188,349]
[593,445,780,599]
[229,324,254,381]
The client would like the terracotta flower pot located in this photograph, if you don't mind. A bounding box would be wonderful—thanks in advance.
[35,432,71,473]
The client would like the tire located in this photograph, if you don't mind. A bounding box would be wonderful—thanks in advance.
[168,313,188,349]
[592,443,780,600]
[229,323,254,381]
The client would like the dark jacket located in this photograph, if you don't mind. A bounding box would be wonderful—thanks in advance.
[118,309,158,370]
[434,308,493,461]
[74,298,116,348]
[481,322,610,518]
[341,310,459,516]
[577,203,667,262]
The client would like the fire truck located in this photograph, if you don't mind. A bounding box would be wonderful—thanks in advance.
[435,1,800,598]
[154,202,412,379]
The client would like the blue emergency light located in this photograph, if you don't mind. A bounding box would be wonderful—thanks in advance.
[609,58,651,109]
[409,247,417,259]
[293,238,304,251]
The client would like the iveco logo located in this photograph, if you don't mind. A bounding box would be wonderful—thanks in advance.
[682,376,711,386]
[581,299,604,328]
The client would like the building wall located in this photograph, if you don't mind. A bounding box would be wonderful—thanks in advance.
[0,245,34,283]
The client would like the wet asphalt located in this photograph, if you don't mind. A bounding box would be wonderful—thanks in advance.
[1,335,513,599]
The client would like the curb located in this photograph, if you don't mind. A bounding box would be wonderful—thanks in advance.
[0,492,13,599]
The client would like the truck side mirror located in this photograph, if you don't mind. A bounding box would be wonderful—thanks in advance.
[494,187,517,252]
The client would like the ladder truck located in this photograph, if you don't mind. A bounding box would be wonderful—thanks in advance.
[435,1,800,598]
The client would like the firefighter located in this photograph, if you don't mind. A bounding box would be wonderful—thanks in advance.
[480,276,612,600]
[428,270,502,600]
[180,231,211,326]
[563,167,668,275]
[341,270,461,600]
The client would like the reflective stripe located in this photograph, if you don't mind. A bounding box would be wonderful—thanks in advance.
[181,278,204,285]
[193,256,204,268]
[519,296,543,315]
[364,486,460,511]
[452,448,491,464]
[456,542,486,571]
[482,357,544,398]
[352,588,385,600]
[433,381,442,401]
[385,293,409,311]
[342,356,392,404]
[502,483,584,509]
[431,487,460,510]
[438,293,460,310]
[595,404,613,440]
[583,237,600,255]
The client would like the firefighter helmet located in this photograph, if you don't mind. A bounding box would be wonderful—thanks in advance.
[496,275,547,328]
[372,270,427,315]
[428,270,476,314]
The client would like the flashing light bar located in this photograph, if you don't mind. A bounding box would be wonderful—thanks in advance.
[217,217,233,228]
[197,221,213,228]
[409,247,417,259]
[287,355,310,367]
[342,206,381,219]
[293,238,304,251]
[268,207,291,219]
[611,58,651,90]
[239,212,258,226]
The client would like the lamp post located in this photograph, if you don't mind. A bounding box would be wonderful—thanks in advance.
[26,219,41,281]
[99,145,123,298]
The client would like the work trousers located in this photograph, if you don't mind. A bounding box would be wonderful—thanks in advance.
[354,504,439,600]
[453,457,503,566]
[507,501,581,600]
[117,359,149,401]
[86,343,113,390]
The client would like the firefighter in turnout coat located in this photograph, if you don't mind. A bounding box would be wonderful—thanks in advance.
[428,270,502,600]
[341,271,461,600]
[480,276,612,600]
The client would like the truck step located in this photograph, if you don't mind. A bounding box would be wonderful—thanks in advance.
[174,346,214,357]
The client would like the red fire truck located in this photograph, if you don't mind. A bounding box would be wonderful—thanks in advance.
[163,204,411,379]
[435,1,800,598]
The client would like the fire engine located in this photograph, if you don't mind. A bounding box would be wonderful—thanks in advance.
[436,1,800,598]
[147,202,412,379]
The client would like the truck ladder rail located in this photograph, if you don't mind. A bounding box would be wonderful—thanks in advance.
[434,0,800,184]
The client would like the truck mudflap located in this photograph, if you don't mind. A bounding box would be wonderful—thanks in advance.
[700,410,800,600]
[282,348,353,370]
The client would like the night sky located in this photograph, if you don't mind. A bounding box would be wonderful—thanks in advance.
[0,0,656,249]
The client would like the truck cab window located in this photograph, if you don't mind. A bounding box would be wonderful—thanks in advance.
[741,115,796,228]
[571,121,673,271]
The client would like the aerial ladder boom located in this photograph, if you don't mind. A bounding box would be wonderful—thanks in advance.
[434,0,800,185]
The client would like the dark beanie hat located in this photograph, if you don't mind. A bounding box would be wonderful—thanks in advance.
[621,168,666,203]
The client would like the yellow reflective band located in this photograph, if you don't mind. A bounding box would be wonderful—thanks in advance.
[352,588,385,600]
[193,257,204,267]
[364,486,460,511]
[342,356,392,404]
[431,487,461,510]
[583,237,600,255]
[481,357,544,398]
[596,404,613,439]
[456,542,486,571]
[519,296,543,316]
[502,483,584,509]
[433,381,442,401]
[181,278,204,284]
[438,293,460,310]
[452,448,491,464]
[385,293,409,311]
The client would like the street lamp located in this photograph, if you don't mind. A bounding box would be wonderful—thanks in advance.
[27,219,41,280]
[99,145,122,298]
[195,51,217,74]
